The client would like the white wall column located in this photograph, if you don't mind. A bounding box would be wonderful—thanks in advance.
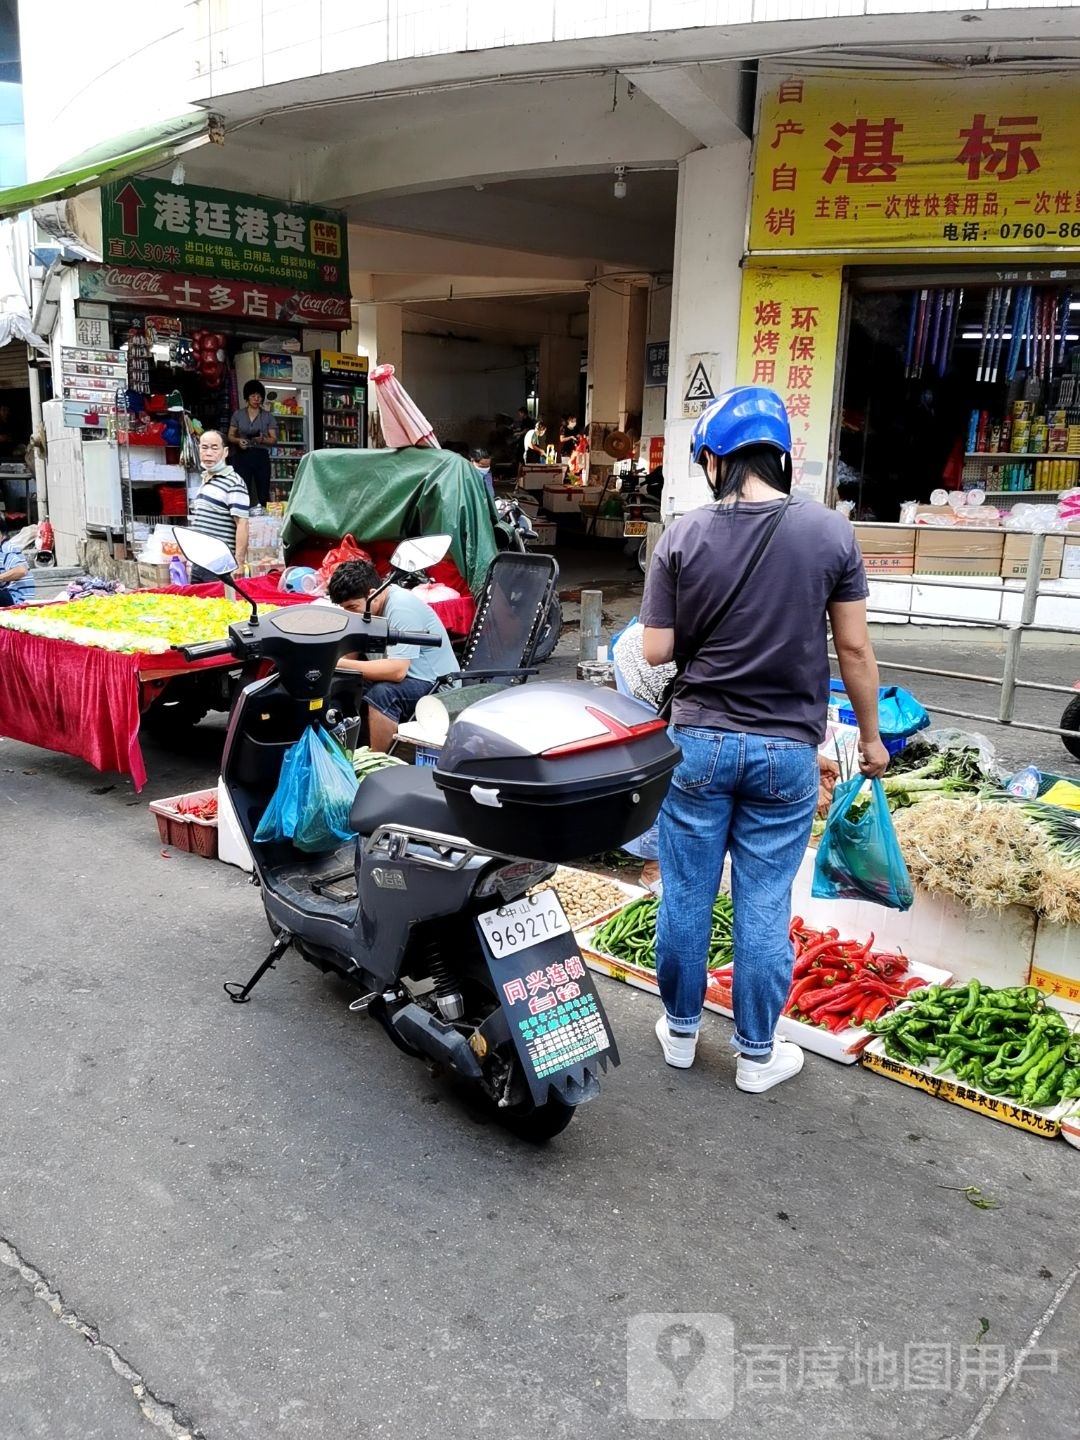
[665,141,751,513]
[585,278,648,484]
[376,304,404,374]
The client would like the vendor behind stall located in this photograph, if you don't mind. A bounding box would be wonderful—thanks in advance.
[188,431,249,583]
[0,531,31,606]
[228,381,277,511]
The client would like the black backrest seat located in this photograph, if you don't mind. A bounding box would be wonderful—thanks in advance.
[350,764,455,837]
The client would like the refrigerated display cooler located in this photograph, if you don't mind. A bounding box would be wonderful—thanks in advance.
[234,351,314,503]
[309,351,368,451]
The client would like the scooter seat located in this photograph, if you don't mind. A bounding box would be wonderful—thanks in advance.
[350,763,454,837]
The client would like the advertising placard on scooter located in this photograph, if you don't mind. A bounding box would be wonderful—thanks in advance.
[476,891,619,1106]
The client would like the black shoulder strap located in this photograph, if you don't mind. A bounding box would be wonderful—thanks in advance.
[673,495,792,669]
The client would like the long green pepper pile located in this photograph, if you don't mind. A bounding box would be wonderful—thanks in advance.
[590,894,734,971]
[866,979,1080,1109]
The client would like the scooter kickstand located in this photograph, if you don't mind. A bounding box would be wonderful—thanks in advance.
[224,930,293,1004]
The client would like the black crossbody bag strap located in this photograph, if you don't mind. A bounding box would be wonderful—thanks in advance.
[658,494,792,719]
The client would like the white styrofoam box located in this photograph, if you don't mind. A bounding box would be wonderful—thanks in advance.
[791,848,1035,988]
[1000,580,1080,631]
[910,580,1003,626]
[216,777,253,872]
[1029,917,1080,1015]
[867,579,912,619]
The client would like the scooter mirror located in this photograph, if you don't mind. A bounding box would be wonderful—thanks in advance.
[168,526,237,577]
[390,534,452,575]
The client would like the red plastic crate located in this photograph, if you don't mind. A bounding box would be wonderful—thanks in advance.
[159,487,189,517]
[148,788,219,859]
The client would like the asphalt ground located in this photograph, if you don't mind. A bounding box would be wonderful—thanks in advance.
[2,554,1079,1439]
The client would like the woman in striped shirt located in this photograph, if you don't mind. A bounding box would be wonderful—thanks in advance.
[187,431,249,582]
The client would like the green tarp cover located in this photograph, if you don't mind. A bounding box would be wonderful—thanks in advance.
[282,447,499,597]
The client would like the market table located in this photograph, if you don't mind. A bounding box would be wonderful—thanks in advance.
[0,576,474,789]
[0,580,310,791]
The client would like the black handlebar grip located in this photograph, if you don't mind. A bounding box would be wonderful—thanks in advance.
[179,640,235,661]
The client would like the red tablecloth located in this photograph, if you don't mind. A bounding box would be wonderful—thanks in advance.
[0,586,308,790]
[0,628,152,788]
[0,580,473,788]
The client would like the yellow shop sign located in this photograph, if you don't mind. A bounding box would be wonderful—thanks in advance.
[749,67,1080,258]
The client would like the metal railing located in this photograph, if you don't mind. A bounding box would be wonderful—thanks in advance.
[837,529,1080,745]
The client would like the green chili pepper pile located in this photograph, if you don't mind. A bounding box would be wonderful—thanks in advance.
[866,980,1080,1110]
[590,894,734,972]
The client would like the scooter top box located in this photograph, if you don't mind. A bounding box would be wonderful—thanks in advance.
[432,682,680,864]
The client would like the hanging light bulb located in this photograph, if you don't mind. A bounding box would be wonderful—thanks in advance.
[171,160,186,187]
[613,165,628,200]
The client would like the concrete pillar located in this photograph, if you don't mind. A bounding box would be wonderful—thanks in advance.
[664,140,751,513]
[585,278,648,485]
[539,333,582,431]
[376,304,404,374]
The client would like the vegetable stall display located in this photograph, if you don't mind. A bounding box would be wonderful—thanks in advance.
[866,981,1080,1110]
[590,894,734,972]
[784,921,928,1031]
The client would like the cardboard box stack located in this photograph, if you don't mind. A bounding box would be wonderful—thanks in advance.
[1000,534,1064,580]
[853,525,915,575]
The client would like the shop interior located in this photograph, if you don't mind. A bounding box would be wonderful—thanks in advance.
[839,272,1080,522]
[101,315,365,532]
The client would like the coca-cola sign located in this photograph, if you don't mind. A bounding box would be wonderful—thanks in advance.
[78,265,350,329]
[101,268,164,294]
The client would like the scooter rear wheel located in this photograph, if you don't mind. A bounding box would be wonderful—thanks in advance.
[1062,695,1080,762]
[499,1094,575,1143]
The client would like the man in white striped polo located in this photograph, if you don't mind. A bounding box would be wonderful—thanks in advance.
[187,431,249,583]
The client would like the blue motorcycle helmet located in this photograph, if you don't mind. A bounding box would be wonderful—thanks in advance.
[690,385,791,465]
[690,385,793,498]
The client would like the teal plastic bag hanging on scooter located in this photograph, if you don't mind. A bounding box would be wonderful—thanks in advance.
[812,776,914,911]
[254,725,359,853]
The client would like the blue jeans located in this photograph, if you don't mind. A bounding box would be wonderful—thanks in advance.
[656,728,819,1054]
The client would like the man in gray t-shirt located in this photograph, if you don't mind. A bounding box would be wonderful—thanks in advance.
[640,385,888,1098]
[641,495,868,746]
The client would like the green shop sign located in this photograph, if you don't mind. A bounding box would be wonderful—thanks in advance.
[101,179,349,295]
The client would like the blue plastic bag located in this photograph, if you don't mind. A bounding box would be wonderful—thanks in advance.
[832,682,930,740]
[812,776,914,911]
[254,725,359,853]
[878,686,930,740]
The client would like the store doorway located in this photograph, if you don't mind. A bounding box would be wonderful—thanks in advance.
[839,274,1080,522]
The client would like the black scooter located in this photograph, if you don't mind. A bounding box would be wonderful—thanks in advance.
[174,529,678,1142]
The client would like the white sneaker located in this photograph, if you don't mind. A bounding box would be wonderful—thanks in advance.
[735,1040,805,1093]
[655,1015,697,1069]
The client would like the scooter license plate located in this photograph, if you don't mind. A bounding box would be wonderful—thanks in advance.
[475,892,619,1106]
[477,890,570,959]
[623,520,648,537]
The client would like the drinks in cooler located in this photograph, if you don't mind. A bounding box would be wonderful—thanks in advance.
[309,351,368,450]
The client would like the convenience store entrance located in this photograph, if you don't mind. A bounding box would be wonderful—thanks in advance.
[837,268,1080,522]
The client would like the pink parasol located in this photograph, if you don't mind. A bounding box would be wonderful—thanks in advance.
[370,364,439,448]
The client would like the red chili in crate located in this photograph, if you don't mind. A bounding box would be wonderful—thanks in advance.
[782,922,927,1031]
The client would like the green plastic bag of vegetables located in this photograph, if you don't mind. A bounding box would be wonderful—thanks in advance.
[812,776,914,911]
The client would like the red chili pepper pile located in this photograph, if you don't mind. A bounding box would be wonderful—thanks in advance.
[174,794,218,821]
[784,918,928,1033]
